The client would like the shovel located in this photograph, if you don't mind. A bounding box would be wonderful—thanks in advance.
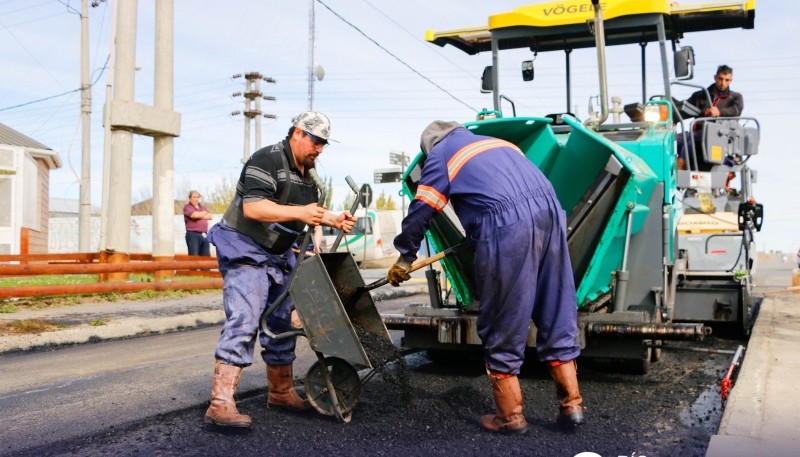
[358,242,465,293]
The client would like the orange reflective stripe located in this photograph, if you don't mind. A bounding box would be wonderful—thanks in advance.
[415,184,447,211]
[447,139,523,180]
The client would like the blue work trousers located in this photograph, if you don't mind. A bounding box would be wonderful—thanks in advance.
[208,223,298,367]
[185,231,210,256]
[473,192,580,375]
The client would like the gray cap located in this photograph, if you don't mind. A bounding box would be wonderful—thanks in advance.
[293,111,331,140]
[420,120,462,154]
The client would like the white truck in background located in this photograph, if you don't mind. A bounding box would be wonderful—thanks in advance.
[320,209,403,268]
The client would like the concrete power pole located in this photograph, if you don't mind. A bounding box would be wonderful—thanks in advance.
[106,0,137,267]
[105,0,180,278]
[99,0,117,252]
[78,0,91,252]
[151,0,175,263]
[232,72,276,163]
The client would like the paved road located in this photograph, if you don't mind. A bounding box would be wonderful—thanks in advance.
[0,293,412,457]
[0,256,794,457]
[6,322,744,457]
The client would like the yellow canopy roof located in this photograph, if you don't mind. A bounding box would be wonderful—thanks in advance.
[425,0,755,54]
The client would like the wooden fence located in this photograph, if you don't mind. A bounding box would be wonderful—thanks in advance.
[0,250,222,300]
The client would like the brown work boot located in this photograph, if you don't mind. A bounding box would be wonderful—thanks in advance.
[203,360,252,428]
[549,360,585,427]
[267,364,311,411]
[479,372,528,434]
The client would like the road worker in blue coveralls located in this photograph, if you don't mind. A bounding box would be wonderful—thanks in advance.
[389,121,585,433]
[203,112,356,428]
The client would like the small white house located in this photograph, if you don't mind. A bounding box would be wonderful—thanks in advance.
[0,123,61,254]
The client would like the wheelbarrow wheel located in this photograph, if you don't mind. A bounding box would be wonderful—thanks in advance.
[304,356,362,422]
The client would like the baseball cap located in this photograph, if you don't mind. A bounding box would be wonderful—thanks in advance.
[293,111,331,141]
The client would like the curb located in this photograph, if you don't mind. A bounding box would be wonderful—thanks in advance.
[0,287,428,354]
[0,310,226,354]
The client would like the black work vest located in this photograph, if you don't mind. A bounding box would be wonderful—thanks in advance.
[222,141,317,254]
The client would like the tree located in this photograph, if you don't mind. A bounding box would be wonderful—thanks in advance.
[324,175,334,209]
[174,175,193,202]
[342,194,357,212]
[375,190,397,210]
[203,176,237,213]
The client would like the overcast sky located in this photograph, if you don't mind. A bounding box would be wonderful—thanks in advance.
[1,0,798,252]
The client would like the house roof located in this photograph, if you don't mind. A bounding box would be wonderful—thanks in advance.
[0,122,62,169]
[49,197,101,216]
[131,198,186,216]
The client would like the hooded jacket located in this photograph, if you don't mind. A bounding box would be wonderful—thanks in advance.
[395,122,555,261]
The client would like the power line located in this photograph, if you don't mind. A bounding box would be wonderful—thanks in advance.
[316,0,478,112]
[0,53,110,113]
[362,0,478,80]
[0,14,69,91]
[0,1,52,16]
[0,88,80,112]
[55,0,80,15]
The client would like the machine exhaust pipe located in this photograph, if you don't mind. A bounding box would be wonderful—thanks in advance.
[586,322,711,341]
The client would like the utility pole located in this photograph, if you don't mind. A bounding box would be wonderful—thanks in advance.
[105,0,180,279]
[99,0,116,252]
[232,72,276,163]
[78,0,91,252]
[307,0,325,110]
[106,0,138,268]
[308,0,315,110]
[151,0,175,264]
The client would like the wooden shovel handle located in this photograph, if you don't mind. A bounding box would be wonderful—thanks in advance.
[406,250,447,273]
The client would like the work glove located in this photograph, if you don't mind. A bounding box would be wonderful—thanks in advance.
[387,256,412,287]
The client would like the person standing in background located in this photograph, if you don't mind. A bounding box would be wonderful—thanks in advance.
[184,190,213,256]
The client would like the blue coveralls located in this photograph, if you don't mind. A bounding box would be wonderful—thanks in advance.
[207,223,299,367]
[394,128,580,375]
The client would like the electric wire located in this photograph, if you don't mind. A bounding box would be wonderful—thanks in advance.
[361,0,477,80]
[0,53,110,113]
[0,15,68,91]
[315,0,478,112]
[55,0,80,16]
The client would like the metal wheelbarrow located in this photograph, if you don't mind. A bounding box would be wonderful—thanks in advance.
[261,175,391,423]
[288,251,394,422]
[289,246,458,422]
[262,173,458,422]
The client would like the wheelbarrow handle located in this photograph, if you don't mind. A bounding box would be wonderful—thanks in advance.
[330,175,361,252]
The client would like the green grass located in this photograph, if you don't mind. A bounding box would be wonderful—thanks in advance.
[0,273,213,288]
[0,273,217,288]
[0,273,218,312]
[1,319,67,334]
[0,304,19,313]
[0,274,98,288]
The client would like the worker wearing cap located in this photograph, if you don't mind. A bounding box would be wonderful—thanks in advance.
[203,112,356,428]
[390,121,584,433]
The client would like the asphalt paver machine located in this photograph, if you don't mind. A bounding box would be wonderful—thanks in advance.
[383,0,761,372]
